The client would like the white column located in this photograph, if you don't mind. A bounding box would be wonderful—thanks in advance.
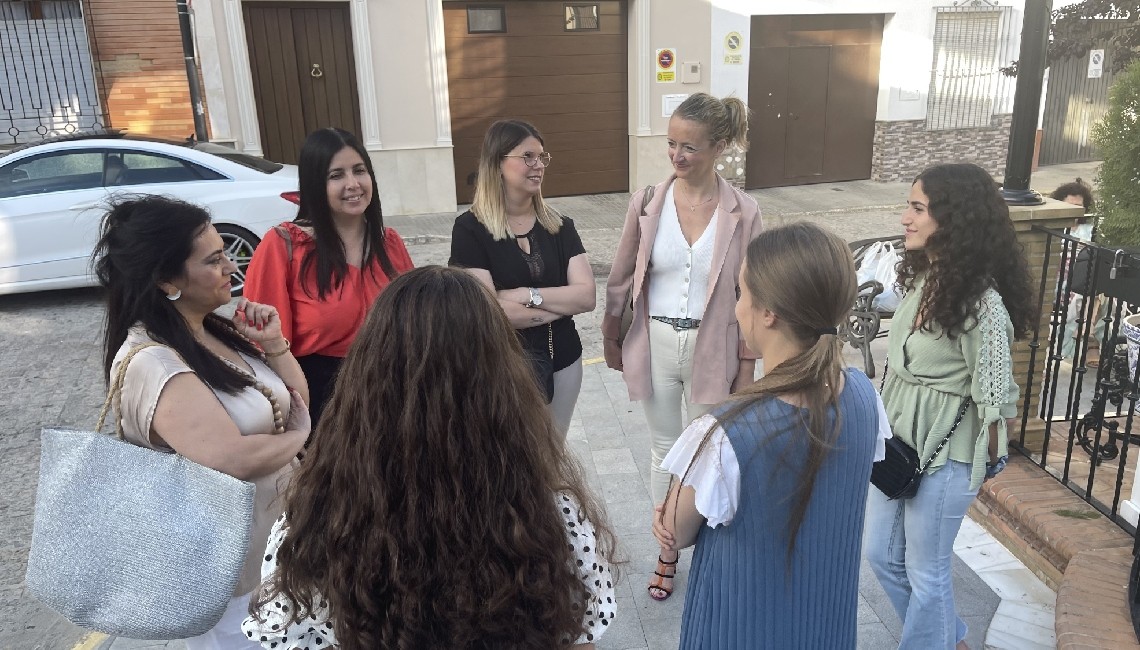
[635,0,652,136]
[350,0,382,149]
[222,0,262,156]
[189,0,234,142]
[425,0,452,146]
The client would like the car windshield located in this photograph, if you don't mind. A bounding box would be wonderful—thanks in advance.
[193,142,284,174]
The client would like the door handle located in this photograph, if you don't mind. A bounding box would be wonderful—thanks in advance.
[69,202,99,211]
[311,63,323,78]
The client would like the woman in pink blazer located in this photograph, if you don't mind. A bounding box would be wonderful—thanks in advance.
[602,93,763,601]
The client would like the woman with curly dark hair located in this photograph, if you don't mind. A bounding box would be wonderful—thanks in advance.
[241,266,617,650]
[865,163,1035,650]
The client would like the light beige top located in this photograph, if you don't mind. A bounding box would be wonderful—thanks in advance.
[111,326,296,596]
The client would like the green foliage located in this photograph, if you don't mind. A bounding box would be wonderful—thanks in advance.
[1092,60,1140,248]
[1001,1,1139,76]
[1050,1,1139,73]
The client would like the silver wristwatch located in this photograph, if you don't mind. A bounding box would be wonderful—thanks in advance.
[525,287,543,308]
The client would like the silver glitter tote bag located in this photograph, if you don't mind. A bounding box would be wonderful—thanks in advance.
[25,343,256,640]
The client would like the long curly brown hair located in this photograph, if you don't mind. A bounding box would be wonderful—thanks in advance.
[897,163,1036,338]
[252,266,616,649]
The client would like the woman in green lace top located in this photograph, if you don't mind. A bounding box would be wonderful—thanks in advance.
[865,163,1036,650]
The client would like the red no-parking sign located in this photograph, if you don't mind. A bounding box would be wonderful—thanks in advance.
[656,48,676,83]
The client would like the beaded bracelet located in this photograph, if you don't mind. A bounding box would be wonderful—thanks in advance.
[264,338,291,358]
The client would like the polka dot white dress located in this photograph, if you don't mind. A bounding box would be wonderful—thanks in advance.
[241,492,616,648]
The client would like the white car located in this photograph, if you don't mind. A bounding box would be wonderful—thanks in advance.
[0,132,300,296]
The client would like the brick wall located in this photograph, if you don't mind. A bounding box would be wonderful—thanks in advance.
[83,0,197,140]
[1008,200,1086,450]
[871,114,1013,183]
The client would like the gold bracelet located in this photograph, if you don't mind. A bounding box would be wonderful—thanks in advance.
[264,338,291,358]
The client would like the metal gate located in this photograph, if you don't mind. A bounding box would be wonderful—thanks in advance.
[1016,227,1140,517]
[1011,226,1140,637]
[1038,23,1121,166]
[0,0,106,145]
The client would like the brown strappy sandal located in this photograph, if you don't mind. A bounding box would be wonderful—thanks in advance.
[648,554,678,601]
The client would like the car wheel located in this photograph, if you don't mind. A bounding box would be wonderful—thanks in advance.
[215,224,260,296]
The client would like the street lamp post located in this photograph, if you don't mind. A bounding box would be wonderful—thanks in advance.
[176,0,209,142]
[1002,0,1053,205]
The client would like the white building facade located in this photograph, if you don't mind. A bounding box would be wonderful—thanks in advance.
[191,0,1034,215]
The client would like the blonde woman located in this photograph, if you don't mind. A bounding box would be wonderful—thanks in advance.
[603,93,763,600]
[449,120,595,435]
[653,223,879,647]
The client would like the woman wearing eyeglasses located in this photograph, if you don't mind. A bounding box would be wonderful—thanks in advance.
[602,93,763,601]
[449,119,595,436]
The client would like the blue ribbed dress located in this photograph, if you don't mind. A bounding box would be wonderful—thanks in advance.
[678,369,879,649]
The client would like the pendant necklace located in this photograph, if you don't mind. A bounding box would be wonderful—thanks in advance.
[509,213,536,238]
[681,184,716,212]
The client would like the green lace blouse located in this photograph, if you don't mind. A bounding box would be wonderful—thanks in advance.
[881,274,1020,490]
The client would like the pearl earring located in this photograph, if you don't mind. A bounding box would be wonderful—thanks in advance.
[166,290,182,301]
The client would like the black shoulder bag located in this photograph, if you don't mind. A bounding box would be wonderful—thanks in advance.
[871,362,972,500]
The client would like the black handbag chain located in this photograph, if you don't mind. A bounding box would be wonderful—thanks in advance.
[916,398,973,474]
[881,358,973,474]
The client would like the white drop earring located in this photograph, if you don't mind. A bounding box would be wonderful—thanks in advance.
[166,290,182,301]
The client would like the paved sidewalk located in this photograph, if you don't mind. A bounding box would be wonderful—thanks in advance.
[4,164,1092,649]
[94,356,1033,650]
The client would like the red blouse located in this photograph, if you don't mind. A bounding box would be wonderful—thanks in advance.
[244,222,414,358]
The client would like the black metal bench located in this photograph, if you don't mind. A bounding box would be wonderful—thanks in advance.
[841,235,904,377]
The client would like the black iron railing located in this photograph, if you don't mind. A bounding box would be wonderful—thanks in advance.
[1013,225,1140,640]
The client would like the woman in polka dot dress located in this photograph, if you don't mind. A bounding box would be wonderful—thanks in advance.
[241,266,618,649]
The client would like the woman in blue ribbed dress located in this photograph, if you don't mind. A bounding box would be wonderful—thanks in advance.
[652,222,887,648]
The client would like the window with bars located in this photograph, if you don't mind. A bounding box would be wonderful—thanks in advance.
[565,4,599,31]
[467,6,505,34]
[927,8,1007,130]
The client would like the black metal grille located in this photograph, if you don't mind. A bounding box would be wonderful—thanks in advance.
[1016,226,1140,519]
[1014,225,1140,640]
[927,2,1017,130]
[0,0,106,145]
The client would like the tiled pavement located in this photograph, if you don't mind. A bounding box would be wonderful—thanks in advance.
[97,353,1055,650]
[10,162,1100,650]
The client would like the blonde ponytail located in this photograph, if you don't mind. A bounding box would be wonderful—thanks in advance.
[673,93,751,150]
[720,97,750,151]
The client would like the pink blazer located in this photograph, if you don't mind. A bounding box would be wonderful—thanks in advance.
[602,174,764,404]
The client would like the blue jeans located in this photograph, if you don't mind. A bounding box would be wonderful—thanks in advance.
[864,460,978,649]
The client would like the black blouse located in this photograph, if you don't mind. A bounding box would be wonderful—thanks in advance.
[449,210,585,371]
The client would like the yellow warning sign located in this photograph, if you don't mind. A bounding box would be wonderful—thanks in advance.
[723,31,744,65]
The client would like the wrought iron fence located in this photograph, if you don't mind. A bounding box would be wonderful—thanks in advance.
[1012,225,1140,639]
[0,0,106,145]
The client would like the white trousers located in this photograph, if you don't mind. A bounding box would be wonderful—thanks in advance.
[550,356,584,438]
[643,319,713,503]
[183,592,260,650]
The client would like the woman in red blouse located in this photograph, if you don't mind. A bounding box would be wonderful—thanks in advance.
[245,128,413,426]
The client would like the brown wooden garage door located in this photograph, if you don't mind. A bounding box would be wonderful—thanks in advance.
[746,15,882,189]
[444,1,627,203]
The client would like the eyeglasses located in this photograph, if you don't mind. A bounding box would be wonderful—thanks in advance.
[503,152,552,168]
